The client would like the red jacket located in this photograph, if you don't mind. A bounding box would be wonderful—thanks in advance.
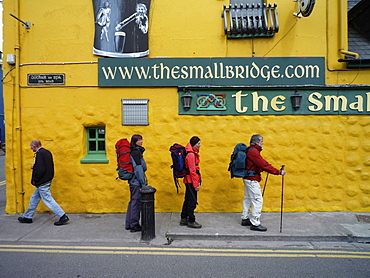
[183,143,201,188]
[245,145,280,182]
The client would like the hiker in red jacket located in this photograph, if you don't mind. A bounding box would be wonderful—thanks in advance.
[180,136,202,228]
[242,135,286,232]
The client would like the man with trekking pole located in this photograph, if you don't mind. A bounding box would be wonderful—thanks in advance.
[241,135,286,232]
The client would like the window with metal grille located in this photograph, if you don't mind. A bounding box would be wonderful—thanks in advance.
[222,0,279,38]
[80,127,108,163]
[122,99,149,125]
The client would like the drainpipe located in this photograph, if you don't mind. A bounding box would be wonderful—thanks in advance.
[13,2,25,213]
[14,44,24,213]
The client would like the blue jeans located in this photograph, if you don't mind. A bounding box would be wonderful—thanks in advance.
[23,182,65,219]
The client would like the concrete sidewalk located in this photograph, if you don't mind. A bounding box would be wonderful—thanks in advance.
[1,211,370,246]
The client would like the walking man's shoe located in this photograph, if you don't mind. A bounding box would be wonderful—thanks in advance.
[180,218,188,226]
[187,221,202,228]
[250,224,267,232]
[241,218,252,226]
[18,217,33,224]
[54,214,69,226]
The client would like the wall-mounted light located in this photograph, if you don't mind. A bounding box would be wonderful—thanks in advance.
[10,14,31,29]
[290,90,302,110]
[181,90,193,111]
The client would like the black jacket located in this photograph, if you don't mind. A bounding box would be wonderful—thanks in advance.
[31,147,54,186]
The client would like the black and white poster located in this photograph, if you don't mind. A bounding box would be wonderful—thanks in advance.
[93,0,150,58]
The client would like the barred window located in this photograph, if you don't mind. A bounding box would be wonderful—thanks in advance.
[122,99,149,125]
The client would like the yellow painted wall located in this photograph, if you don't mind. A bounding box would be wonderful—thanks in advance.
[3,0,370,214]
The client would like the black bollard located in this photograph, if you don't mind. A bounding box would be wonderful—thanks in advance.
[140,185,156,241]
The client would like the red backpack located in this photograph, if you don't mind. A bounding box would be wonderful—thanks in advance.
[115,138,134,180]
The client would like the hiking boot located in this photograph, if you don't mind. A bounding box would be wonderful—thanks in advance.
[187,221,202,228]
[250,224,267,232]
[241,218,252,226]
[179,218,188,226]
[130,224,142,233]
[18,217,33,224]
[54,214,69,226]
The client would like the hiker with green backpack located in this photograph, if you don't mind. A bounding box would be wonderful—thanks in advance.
[229,135,286,232]
[242,135,286,232]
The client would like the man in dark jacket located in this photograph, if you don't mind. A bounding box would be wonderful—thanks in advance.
[241,135,286,232]
[18,140,69,226]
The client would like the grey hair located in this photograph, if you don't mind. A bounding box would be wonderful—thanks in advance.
[30,140,42,147]
[250,135,263,145]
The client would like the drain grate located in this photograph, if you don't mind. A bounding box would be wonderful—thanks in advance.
[356,215,370,223]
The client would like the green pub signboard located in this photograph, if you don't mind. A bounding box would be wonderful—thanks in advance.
[178,88,370,115]
[98,57,369,115]
[98,57,325,87]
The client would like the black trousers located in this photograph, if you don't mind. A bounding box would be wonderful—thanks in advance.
[181,183,198,223]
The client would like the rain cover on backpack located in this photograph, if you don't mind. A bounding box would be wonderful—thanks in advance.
[115,138,134,180]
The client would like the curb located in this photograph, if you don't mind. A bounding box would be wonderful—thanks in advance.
[165,233,370,243]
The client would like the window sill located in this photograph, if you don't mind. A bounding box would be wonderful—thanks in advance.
[227,33,275,39]
[338,58,370,69]
[80,153,109,164]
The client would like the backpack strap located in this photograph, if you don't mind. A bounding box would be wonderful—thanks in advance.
[173,172,181,193]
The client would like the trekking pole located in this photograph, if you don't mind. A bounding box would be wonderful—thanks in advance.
[279,165,285,233]
[262,173,269,197]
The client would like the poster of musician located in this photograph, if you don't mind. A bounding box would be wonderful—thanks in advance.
[92,0,150,58]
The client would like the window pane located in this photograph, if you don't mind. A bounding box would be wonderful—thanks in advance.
[98,129,105,138]
[89,141,96,151]
[89,129,96,139]
[98,141,105,151]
